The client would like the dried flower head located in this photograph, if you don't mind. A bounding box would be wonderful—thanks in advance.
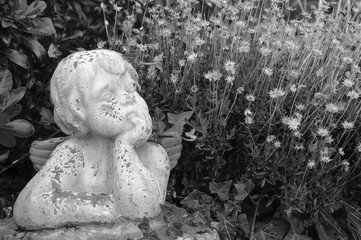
[269,88,286,98]
[246,94,255,102]
[342,121,355,130]
[347,90,360,100]
[317,127,329,137]
[307,160,316,169]
[224,60,236,75]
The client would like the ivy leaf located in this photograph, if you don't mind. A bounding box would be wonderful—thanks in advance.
[209,180,232,201]
[234,179,255,201]
[160,202,188,223]
[24,0,47,18]
[20,35,46,61]
[167,111,193,124]
[163,119,185,136]
[180,189,212,210]
[138,217,160,240]
[217,212,237,240]
[0,90,9,112]
[0,69,12,91]
[5,87,26,111]
[238,213,250,237]
[0,114,10,126]
[347,210,361,234]
[1,119,35,138]
[253,223,284,240]
[0,49,29,69]
[24,18,55,36]
[284,231,311,240]
[316,223,337,240]
[192,205,211,225]
[165,221,183,237]
[287,215,305,234]
[0,129,16,147]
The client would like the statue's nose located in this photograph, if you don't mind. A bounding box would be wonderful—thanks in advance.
[120,93,135,105]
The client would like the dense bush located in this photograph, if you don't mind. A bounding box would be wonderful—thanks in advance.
[2,0,361,239]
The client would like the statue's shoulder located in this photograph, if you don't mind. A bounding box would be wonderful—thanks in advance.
[51,137,84,158]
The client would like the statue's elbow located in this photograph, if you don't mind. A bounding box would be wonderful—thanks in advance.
[13,190,52,230]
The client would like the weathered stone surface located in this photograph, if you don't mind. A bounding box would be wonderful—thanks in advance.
[1,217,219,240]
[13,50,170,230]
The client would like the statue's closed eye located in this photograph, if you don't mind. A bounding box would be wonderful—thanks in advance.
[125,83,139,93]
[100,92,114,101]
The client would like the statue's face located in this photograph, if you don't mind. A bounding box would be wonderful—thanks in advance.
[85,67,152,140]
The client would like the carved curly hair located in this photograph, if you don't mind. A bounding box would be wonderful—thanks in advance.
[50,49,138,137]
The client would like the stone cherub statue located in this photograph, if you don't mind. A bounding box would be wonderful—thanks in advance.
[13,50,181,230]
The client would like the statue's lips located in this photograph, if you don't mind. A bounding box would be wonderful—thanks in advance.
[126,112,139,121]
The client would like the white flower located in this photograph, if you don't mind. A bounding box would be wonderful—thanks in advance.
[184,129,197,141]
[294,143,304,150]
[238,41,250,53]
[246,94,255,102]
[260,47,272,56]
[342,121,355,130]
[266,135,276,143]
[343,57,353,64]
[320,156,332,163]
[170,74,178,84]
[179,59,186,67]
[317,127,329,137]
[187,52,197,63]
[343,78,354,88]
[313,48,323,56]
[338,148,345,156]
[356,142,361,152]
[204,70,222,82]
[316,68,324,77]
[281,116,301,131]
[342,160,350,171]
[294,131,302,138]
[245,116,254,124]
[262,67,273,76]
[244,108,252,116]
[237,87,244,94]
[295,104,305,111]
[324,136,334,144]
[191,85,198,93]
[224,60,236,75]
[307,160,316,168]
[269,88,286,98]
[347,90,360,100]
[226,75,235,83]
[290,84,297,93]
[274,141,281,148]
[195,37,206,46]
[325,103,340,113]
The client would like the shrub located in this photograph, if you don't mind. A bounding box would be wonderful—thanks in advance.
[98,0,361,238]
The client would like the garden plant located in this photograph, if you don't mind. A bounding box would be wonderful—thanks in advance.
[2,0,361,239]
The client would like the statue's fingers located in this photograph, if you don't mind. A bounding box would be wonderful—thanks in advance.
[159,137,182,148]
[169,153,181,170]
[29,155,47,167]
[164,144,183,157]
[31,137,68,151]
[29,148,53,159]
[33,164,42,171]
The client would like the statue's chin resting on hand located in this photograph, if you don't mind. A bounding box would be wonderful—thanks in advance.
[13,50,170,230]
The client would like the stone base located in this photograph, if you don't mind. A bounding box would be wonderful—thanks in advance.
[0,217,219,240]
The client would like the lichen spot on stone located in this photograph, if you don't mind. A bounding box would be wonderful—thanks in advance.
[126,162,131,168]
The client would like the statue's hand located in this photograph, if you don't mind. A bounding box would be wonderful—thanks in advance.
[29,137,68,171]
[158,134,183,170]
[119,115,150,147]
